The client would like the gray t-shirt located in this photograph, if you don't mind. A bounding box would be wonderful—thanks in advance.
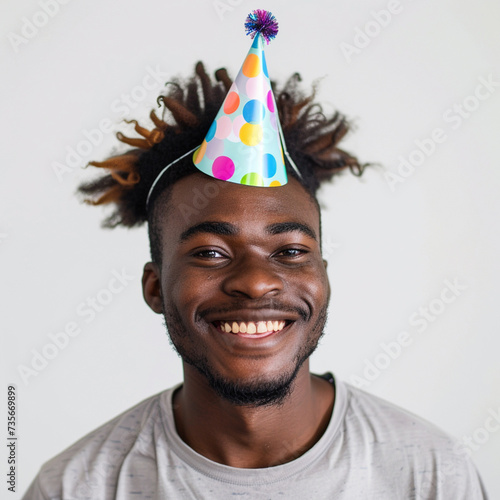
[23,375,488,499]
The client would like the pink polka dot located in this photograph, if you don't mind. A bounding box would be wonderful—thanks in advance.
[215,116,232,139]
[232,115,246,137]
[270,112,278,131]
[246,77,262,99]
[205,138,224,160]
[267,90,275,112]
[212,156,235,180]
[226,130,239,143]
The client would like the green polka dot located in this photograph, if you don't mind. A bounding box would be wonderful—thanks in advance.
[241,172,264,186]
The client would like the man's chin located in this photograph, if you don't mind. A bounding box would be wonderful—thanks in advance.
[190,360,305,408]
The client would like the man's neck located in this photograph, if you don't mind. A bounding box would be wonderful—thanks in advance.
[171,363,335,468]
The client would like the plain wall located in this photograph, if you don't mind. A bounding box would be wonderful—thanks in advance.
[1,0,499,497]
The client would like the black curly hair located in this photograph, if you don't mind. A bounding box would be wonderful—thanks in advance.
[78,62,367,265]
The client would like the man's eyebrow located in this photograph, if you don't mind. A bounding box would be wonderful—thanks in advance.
[265,222,317,241]
[179,222,238,243]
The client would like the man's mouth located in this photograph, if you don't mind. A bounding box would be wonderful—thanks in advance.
[213,320,290,337]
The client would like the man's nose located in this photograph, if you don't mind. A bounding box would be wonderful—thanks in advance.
[221,254,284,299]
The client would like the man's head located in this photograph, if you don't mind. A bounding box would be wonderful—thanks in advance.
[79,62,366,406]
[142,171,329,407]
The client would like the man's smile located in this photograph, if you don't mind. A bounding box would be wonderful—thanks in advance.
[213,319,291,338]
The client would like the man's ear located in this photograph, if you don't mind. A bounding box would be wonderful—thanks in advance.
[142,262,163,314]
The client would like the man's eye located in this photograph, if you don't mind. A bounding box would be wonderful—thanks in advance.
[193,249,225,259]
[276,248,307,258]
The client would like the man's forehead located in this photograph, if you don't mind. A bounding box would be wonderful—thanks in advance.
[161,172,320,233]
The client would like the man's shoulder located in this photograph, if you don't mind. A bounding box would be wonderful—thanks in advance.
[343,381,456,440]
[341,381,459,447]
[340,381,484,488]
[24,387,175,500]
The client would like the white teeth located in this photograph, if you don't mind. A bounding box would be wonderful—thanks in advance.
[219,320,288,334]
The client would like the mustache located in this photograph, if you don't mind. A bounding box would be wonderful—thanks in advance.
[198,299,309,322]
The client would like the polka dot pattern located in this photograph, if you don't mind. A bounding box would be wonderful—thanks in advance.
[194,33,288,187]
[193,140,207,165]
[243,100,265,124]
[243,54,261,78]
[205,138,224,160]
[241,172,264,186]
[262,52,269,78]
[206,121,216,142]
[215,116,232,139]
[267,91,275,112]
[224,90,240,114]
[240,123,263,146]
[262,153,277,178]
[212,156,235,180]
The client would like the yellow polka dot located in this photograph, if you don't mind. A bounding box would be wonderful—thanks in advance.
[193,140,207,164]
[242,54,261,78]
[239,123,263,146]
[270,180,281,187]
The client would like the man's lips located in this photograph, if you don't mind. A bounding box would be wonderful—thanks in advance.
[203,307,302,340]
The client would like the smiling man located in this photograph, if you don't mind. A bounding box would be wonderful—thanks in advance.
[23,15,488,498]
[142,171,335,473]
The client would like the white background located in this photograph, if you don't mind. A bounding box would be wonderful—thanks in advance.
[1,0,499,497]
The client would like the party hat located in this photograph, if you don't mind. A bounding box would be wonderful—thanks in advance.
[193,10,290,187]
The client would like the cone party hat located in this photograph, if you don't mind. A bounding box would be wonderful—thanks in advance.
[193,10,288,187]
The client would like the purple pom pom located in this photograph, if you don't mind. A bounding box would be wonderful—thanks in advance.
[244,10,279,44]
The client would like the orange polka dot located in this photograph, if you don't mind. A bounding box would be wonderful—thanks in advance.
[223,92,240,114]
[193,140,207,165]
[242,54,261,78]
[239,123,263,146]
[270,180,281,187]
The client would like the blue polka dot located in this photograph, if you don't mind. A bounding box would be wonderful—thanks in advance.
[262,153,277,178]
[206,121,216,142]
[243,100,266,124]
[262,52,268,78]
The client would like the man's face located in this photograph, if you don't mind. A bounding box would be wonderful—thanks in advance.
[144,172,330,406]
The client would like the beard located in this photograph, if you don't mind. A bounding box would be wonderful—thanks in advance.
[162,301,328,408]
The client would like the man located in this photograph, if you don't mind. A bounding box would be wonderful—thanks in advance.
[23,25,488,498]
